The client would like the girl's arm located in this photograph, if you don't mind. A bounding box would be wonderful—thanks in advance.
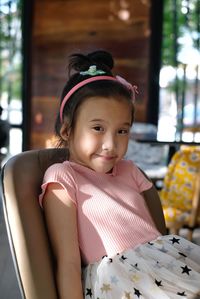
[43,183,83,299]
[142,185,167,235]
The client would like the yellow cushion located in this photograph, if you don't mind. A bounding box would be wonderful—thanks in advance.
[160,146,200,212]
[163,207,190,224]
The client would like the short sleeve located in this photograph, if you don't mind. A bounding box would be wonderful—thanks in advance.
[128,160,152,193]
[39,162,77,208]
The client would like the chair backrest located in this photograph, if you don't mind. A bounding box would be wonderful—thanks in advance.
[1,148,67,299]
[1,148,166,298]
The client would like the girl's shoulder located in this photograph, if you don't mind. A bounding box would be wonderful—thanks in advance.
[43,160,76,182]
[45,160,71,171]
[40,161,77,208]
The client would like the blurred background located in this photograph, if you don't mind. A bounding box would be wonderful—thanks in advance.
[0,0,199,160]
[0,0,199,298]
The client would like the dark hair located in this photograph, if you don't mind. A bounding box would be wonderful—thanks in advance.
[55,50,135,147]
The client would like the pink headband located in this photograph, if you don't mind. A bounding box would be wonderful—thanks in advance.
[60,75,137,122]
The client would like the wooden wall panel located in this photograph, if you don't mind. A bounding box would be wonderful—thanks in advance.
[30,0,152,149]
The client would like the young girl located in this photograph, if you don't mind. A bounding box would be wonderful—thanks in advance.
[39,50,200,299]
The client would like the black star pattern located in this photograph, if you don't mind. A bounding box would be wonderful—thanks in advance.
[86,288,92,297]
[181,265,192,275]
[108,258,113,263]
[134,263,138,268]
[169,237,180,244]
[155,279,163,287]
[177,291,187,296]
[148,242,154,245]
[119,255,127,263]
[102,255,107,259]
[178,252,187,258]
[134,288,142,298]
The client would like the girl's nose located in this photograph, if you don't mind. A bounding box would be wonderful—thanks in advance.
[102,134,116,151]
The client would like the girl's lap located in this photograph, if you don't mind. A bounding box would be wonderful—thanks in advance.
[83,235,200,299]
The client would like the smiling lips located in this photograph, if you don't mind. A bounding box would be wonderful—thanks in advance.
[96,154,117,161]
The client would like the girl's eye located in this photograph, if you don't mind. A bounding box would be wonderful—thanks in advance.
[93,126,104,132]
[118,129,129,135]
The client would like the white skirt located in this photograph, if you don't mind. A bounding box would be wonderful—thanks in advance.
[83,235,200,299]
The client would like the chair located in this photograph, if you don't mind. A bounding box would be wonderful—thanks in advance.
[0,148,67,299]
[0,148,166,299]
[160,146,200,240]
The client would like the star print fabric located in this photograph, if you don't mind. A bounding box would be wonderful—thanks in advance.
[83,235,200,299]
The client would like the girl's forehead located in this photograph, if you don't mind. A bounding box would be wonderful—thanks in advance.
[80,96,130,110]
[77,96,132,122]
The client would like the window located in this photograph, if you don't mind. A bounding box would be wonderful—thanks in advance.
[0,0,22,159]
[158,0,200,142]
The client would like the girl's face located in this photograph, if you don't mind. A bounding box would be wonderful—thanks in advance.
[66,96,132,173]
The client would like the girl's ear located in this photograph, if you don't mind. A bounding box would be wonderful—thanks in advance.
[60,124,71,141]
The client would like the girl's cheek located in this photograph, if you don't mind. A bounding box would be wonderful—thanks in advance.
[79,137,97,149]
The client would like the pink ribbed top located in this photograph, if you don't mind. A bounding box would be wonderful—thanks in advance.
[39,160,160,265]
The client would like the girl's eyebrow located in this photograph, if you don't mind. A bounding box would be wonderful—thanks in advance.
[89,118,104,122]
[122,122,132,127]
[89,119,131,126]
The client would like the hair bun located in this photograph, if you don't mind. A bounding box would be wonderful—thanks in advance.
[88,50,114,70]
[69,50,114,74]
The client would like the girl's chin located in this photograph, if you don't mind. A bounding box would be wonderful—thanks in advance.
[92,164,114,174]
